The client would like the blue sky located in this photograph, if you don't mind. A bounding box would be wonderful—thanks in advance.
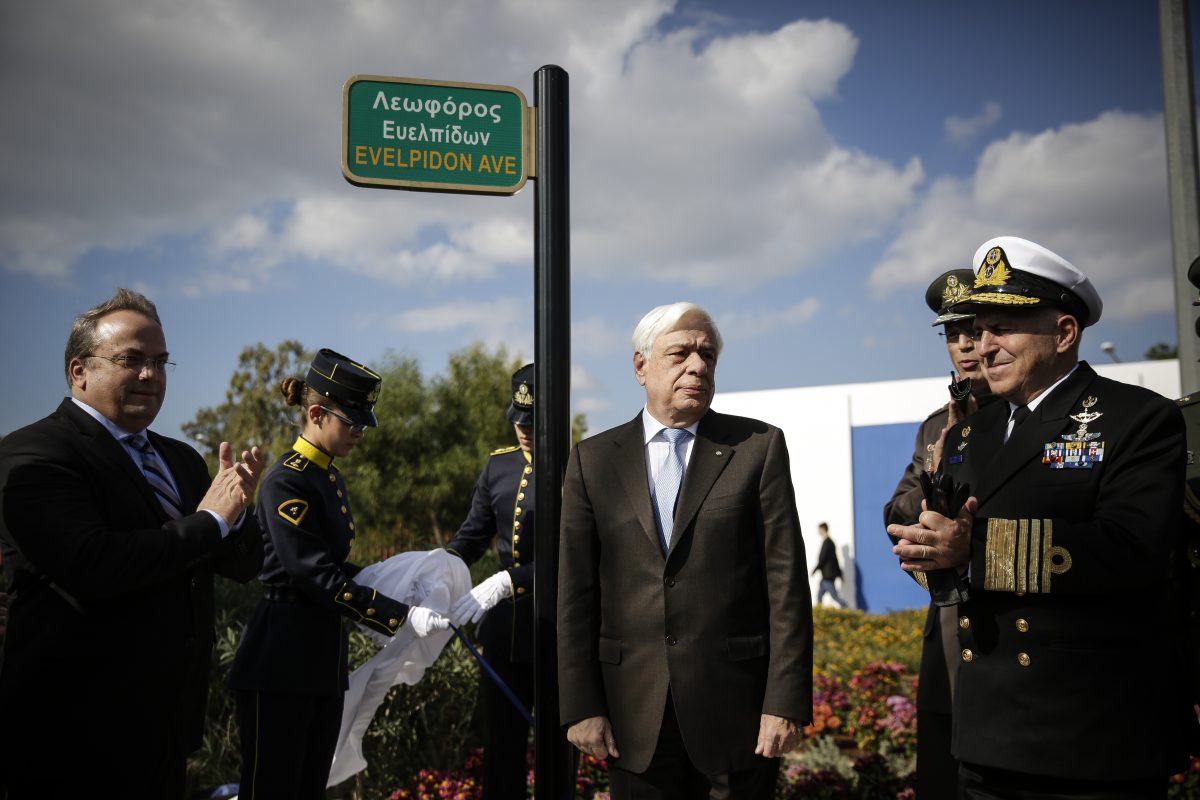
[2,0,1197,444]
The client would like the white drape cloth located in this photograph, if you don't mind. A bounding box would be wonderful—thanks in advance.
[326,549,472,787]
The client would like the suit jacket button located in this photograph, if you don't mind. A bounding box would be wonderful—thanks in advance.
[961,648,974,662]
[958,616,970,629]
[665,635,677,646]
[1017,652,1031,667]
[665,577,676,587]
[1015,618,1030,633]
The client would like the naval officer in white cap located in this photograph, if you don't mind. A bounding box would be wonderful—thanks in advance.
[888,236,1196,796]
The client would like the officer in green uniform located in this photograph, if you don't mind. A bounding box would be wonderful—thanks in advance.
[447,363,537,798]
[229,349,450,800]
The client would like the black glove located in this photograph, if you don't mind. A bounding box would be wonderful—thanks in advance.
[919,469,971,607]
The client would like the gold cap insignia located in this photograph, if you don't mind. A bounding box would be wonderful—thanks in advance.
[942,275,971,306]
[975,246,1012,288]
[513,382,533,407]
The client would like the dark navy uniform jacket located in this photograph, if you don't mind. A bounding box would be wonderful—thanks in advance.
[446,445,535,664]
[229,436,410,696]
[941,362,1194,780]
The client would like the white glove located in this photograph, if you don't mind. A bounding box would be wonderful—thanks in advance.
[406,606,451,638]
[450,570,514,626]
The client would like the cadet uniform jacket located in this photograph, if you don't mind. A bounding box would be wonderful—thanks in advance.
[558,410,812,776]
[940,362,1193,780]
[229,436,410,697]
[445,445,535,664]
[0,398,263,762]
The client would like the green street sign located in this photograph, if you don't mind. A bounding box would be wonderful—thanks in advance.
[342,75,532,195]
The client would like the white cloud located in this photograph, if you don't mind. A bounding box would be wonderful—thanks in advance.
[717,298,820,339]
[944,101,1002,144]
[870,110,1171,322]
[381,296,531,351]
[1,0,922,293]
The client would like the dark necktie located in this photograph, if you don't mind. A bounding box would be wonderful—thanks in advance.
[125,433,183,519]
[1011,405,1031,428]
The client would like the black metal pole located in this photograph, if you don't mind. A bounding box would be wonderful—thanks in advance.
[532,64,573,799]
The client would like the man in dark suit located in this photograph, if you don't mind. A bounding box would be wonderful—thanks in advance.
[811,522,847,608]
[447,363,537,798]
[889,237,1195,796]
[558,302,812,800]
[0,288,264,799]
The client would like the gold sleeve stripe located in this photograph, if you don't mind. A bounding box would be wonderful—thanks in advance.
[985,518,1070,593]
[913,571,929,590]
[984,518,1017,592]
[1041,521,1072,592]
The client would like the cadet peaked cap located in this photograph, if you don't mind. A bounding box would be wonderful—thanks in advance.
[955,236,1103,327]
[926,269,977,327]
[507,363,534,426]
[306,348,382,427]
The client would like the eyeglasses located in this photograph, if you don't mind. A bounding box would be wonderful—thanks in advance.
[89,355,176,374]
[322,406,367,434]
[938,327,982,342]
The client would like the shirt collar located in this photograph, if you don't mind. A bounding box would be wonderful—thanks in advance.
[71,397,141,441]
[1008,362,1079,416]
[641,407,699,445]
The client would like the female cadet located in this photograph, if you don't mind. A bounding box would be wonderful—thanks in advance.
[229,349,449,799]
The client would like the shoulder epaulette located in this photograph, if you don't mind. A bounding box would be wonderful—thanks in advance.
[922,403,950,423]
[1178,394,1200,408]
[490,445,521,456]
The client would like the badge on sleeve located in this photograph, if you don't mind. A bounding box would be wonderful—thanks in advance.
[277,498,309,525]
[1043,396,1104,469]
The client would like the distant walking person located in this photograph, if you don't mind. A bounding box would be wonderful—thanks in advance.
[812,522,848,608]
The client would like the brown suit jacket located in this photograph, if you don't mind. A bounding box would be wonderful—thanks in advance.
[557,410,812,775]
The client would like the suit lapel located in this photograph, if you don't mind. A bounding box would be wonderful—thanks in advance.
[611,415,662,554]
[668,413,733,558]
[973,363,1097,505]
[59,399,168,521]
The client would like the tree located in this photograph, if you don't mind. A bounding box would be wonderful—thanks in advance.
[1144,342,1178,360]
[182,340,312,467]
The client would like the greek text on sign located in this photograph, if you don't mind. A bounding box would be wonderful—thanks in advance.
[342,75,532,195]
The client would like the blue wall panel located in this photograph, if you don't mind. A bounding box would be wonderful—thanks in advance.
[851,422,931,612]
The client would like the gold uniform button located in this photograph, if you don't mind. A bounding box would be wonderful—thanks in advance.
[961,649,974,663]
[1015,618,1030,633]
[517,492,525,501]
[512,550,520,559]
[1017,652,1031,667]
[341,505,348,514]
[337,490,343,498]
[349,522,355,531]
[958,616,970,630]
[515,507,522,516]
[513,561,521,567]
[342,592,353,601]
[366,608,376,616]
[516,587,526,595]
[389,618,399,627]
[520,479,528,488]
[512,535,520,544]
[1015,591,1026,597]
[514,521,521,530]
[523,466,533,475]
[329,475,337,483]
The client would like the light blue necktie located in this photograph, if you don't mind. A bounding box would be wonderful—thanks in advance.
[652,428,690,554]
[125,433,183,519]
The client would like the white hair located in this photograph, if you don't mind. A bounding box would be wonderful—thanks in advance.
[631,302,724,357]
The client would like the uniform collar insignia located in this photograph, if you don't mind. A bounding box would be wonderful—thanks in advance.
[293,436,333,469]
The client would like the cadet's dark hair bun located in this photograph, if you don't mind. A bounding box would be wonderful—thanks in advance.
[281,377,307,406]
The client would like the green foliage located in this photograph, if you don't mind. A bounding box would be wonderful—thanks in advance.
[182,340,312,467]
[1145,342,1179,360]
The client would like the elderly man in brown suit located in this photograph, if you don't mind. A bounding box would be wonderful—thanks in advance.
[558,302,812,799]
